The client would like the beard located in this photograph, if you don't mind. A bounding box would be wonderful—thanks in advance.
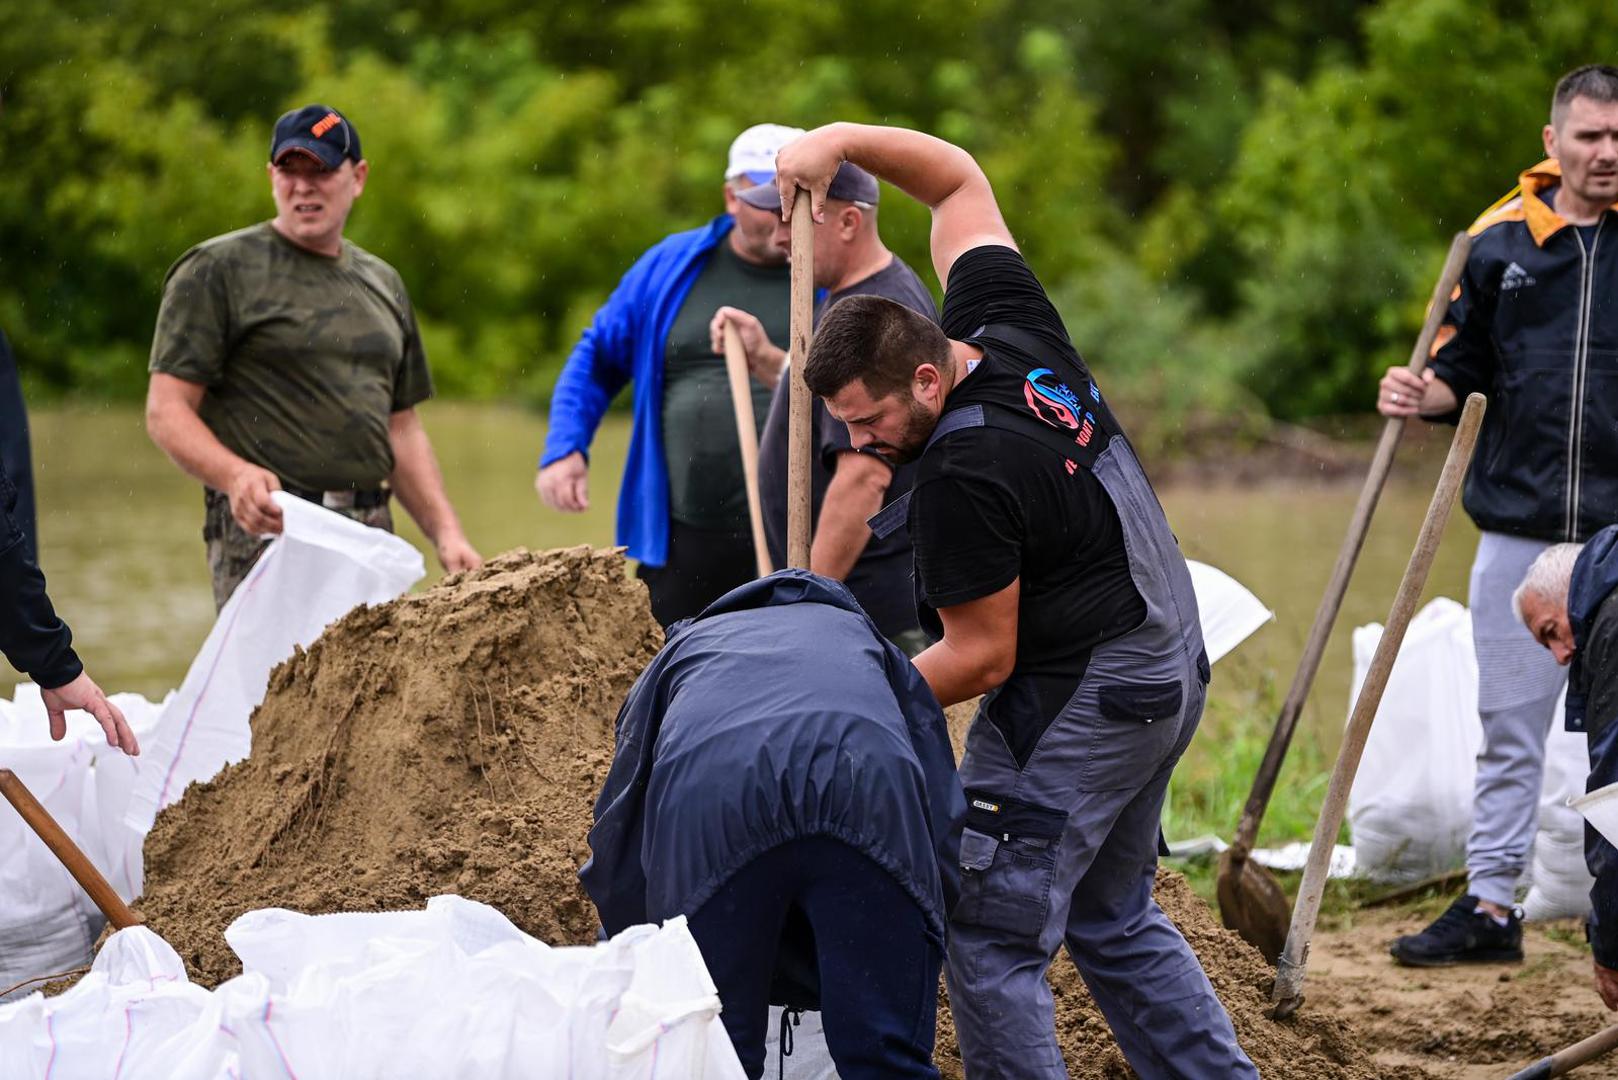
[867,397,936,466]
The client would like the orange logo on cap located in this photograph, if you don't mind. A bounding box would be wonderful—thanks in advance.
[311,112,342,138]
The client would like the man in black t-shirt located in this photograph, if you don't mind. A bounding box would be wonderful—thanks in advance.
[785,124,1256,1080]
[710,163,937,651]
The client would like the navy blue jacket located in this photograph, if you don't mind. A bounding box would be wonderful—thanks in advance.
[0,329,34,557]
[1568,524,1618,967]
[1427,160,1618,542]
[581,571,965,1004]
[0,442,81,689]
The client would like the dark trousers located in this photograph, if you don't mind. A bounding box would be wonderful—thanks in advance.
[686,837,942,1080]
[635,519,757,628]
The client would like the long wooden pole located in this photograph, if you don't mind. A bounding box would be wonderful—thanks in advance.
[0,768,141,930]
[1225,233,1472,869]
[1270,391,1486,1019]
[1504,1022,1618,1079]
[787,187,815,569]
[722,321,772,577]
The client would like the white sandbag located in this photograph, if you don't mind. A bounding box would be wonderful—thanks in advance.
[1186,560,1273,665]
[1523,704,1594,920]
[0,897,744,1079]
[763,1007,839,1079]
[123,492,423,832]
[0,686,168,1000]
[1347,598,1482,882]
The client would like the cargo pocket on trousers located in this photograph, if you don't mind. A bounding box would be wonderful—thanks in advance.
[951,792,1065,938]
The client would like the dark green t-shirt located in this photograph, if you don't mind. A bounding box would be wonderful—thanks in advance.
[148,222,434,493]
[660,240,790,528]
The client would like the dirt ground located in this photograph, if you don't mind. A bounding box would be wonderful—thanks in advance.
[1305,907,1618,1078]
[130,548,1618,1077]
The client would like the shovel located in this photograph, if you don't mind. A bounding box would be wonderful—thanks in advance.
[0,767,141,931]
[786,187,815,570]
[1504,1021,1618,1079]
[1270,390,1486,1018]
[722,320,773,577]
[1217,232,1472,961]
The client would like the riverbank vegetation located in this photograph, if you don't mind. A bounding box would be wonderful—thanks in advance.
[3,0,1611,437]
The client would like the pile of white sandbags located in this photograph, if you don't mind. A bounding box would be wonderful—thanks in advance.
[0,896,744,1079]
[0,495,423,998]
[1348,597,1593,916]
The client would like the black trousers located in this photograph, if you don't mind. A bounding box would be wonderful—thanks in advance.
[686,837,943,1080]
[635,519,757,628]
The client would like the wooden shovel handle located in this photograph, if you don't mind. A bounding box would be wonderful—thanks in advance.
[1271,391,1486,1017]
[787,188,815,570]
[722,321,772,577]
[1229,232,1472,861]
[1505,1021,1618,1079]
[0,767,141,930]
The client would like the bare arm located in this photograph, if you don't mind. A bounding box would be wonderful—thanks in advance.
[809,451,892,580]
[145,372,283,535]
[388,407,482,573]
[775,122,1015,287]
[911,578,1019,706]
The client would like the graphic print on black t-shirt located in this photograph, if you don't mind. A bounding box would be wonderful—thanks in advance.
[910,245,1147,765]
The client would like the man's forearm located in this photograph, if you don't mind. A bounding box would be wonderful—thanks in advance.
[912,637,1005,707]
[822,123,986,212]
[388,408,466,544]
[808,454,889,580]
[146,396,252,492]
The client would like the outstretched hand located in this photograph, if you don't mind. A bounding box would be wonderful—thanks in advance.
[42,671,139,756]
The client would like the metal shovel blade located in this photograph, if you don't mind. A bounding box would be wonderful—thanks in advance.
[1216,848,1290,963]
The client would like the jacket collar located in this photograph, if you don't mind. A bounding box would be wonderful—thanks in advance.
[1517,159,1618,247]
[1571,524,1618,651]
[667,570,868,639]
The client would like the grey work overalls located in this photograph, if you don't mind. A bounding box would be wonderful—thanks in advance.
[871,327,1256,1079]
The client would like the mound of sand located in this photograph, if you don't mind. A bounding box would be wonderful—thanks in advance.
[138,547,661,983]
[138,546,1415,1077]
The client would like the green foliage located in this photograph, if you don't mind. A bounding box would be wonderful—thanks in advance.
[1,0,1614,425]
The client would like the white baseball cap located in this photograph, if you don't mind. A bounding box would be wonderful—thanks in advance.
[725,123,806,186]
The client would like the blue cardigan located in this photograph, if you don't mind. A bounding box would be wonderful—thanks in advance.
[540,216,733,568]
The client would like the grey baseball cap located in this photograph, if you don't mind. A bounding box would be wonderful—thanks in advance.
[736,161,880,211]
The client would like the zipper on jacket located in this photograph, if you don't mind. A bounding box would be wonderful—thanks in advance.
[1566,221,1601,539]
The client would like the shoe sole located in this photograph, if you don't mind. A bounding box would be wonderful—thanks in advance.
[1389,945,1524,968]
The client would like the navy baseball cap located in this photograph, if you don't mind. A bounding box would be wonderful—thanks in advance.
[270,105,362,170]
[736,161,880,211]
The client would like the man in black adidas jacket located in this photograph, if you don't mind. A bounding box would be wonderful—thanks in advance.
[1381,64,1618,966]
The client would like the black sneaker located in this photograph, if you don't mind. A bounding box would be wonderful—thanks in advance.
[1389,894,1524,967]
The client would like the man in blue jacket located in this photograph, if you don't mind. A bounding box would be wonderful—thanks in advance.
[535,124,804,627]
[1511,529,1618,1011]
[581,571,965,1079]
[1382,65,1618,965]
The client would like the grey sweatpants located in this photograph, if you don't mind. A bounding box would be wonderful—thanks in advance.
[1467,531,1570,908]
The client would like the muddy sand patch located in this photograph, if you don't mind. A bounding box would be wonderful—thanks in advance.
[141,546,1440,1076]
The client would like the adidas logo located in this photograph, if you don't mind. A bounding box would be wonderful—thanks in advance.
[1501,262,1537,290]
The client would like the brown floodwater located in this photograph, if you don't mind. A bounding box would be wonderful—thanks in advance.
[8,402,1477,759]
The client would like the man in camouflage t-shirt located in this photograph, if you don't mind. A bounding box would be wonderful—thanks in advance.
[147,104,481,609]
